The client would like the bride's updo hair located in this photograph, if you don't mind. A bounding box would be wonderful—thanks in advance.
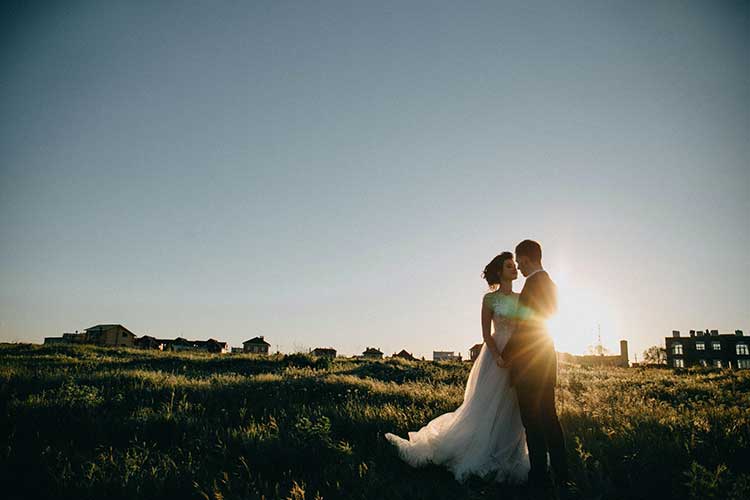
[482,252,513,289]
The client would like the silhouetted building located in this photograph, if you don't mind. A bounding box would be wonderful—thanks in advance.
[62,332,85,343]
[134,335,167,350]
[312,347,337,358]
[193,339,229,354]
[665,330,748,369]
[44,326,232,353]
[392,349,415,361]
[243,336,270,354]
[469,343,483,362]
[167,337,194,352]
[362,347,384,359]
[84,324,136,347]
[159,337,229,353]
[557,340,629,367]
[45,324,137,348]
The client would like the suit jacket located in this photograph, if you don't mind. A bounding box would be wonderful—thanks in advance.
[502,270,558,387]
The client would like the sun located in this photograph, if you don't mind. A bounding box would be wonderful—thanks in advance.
[547,275,620,355]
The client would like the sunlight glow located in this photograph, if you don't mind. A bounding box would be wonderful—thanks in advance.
[547,272,621,355]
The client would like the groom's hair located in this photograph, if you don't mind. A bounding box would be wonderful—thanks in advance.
[515,239,542,263]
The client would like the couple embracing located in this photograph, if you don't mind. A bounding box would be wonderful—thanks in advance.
[385,240,571,498]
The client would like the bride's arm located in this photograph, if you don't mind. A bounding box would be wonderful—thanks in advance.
[481,295,505,367]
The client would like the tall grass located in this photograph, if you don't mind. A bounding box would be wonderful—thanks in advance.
[1,343,748,499]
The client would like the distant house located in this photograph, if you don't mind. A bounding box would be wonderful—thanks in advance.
[134,335,167,350]
[362,347,383,360]
[155,338,173,349]
[312,347,337,358]
[665,330,748,369]
[469,343,483,362]
[45,326,137,347]
[168,337,194,352]
[243,336,270,355]
[134,334,232,353]
[231,347,244,354]
[392,349,415,361]
[193,339,230,354]
[84,324,136,347]
[433,351,462,362]
[44,326,233,354]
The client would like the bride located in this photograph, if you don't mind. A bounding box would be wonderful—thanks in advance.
[384,252,530,484]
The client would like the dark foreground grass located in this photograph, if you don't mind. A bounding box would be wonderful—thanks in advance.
[1,343,749,499]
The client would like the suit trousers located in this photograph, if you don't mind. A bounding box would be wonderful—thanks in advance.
[515,378,568,485]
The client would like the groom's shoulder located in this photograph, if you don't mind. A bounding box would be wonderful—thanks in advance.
[527,270,549,282]
[526,270,555,289]
[538,270,556,286]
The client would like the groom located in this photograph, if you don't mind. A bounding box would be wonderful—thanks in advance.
[502,240,569,493]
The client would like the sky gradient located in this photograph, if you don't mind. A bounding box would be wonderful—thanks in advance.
[1,0,748,360]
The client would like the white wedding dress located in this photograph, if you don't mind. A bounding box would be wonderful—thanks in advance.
[384,292,530,484]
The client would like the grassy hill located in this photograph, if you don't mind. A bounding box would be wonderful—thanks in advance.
[1,343,749,499]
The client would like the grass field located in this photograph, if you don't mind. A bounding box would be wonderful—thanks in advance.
[1,343,749,499]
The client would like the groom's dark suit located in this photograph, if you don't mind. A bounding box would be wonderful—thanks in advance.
[502,270,568,485]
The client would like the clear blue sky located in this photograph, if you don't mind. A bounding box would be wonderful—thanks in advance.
[1,0,748,360]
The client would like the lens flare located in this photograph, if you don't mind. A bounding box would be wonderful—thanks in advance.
[547,278,619,355]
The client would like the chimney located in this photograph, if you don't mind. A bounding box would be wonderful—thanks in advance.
[710,330,719,336]
[260,335,264,340]
[736,330,744,337]
[672,330,680,338]
[689,330,695,338]
[620,340,629,363]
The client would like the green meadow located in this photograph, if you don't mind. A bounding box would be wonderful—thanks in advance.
[1,343,748,499]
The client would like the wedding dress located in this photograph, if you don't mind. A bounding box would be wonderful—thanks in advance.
[384,292,530,484]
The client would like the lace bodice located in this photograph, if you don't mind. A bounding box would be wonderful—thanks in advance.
[484,291,519,319]
[484,292,519,349]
